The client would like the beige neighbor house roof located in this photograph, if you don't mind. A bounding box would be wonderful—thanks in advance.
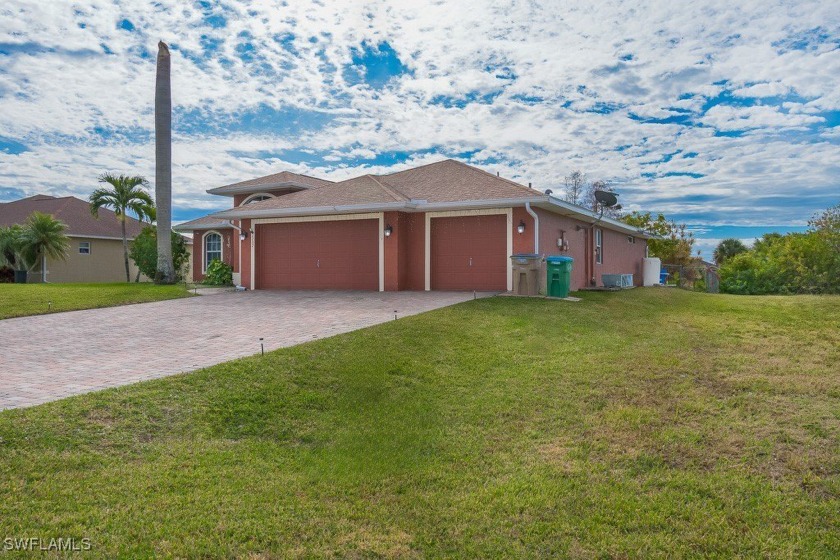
[206,170,333,196]
[181,159,653,238]
[0,194,146,239]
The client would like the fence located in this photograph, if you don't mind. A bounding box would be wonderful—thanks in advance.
[661,263,720,293]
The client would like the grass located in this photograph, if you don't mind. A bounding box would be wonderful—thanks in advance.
[0,283,192,319]
[0,289,838,558]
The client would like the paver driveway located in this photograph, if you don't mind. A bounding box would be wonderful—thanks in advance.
[0,290,485,410]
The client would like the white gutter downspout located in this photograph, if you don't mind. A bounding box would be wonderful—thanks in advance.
[228,220,244,288]
[525,202,539,254]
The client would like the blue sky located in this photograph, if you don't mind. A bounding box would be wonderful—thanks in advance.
[0,1,838,257]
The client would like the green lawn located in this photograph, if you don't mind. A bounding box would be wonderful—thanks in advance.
[0,289,838,558]
[0,283,192,319]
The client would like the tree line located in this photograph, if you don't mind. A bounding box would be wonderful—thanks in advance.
[715,204,840,295]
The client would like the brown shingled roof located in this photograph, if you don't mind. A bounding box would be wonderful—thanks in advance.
[186,159,653,238]
[380,159,538,202]
[235,174,409,212]
[174,214,234,230]
[222,159,537,214]
[0,195,146,239]
[207,170,333,196]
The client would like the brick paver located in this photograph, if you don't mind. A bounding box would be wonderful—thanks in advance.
[0,291,486,410]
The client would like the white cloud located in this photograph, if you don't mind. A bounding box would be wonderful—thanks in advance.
[732,82,791,98]
[0,0,838,226]
[701,104,824,131]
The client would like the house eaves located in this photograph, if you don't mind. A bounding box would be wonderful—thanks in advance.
[537,196,657,238]
[172,220,233,232]
[211,195,657,238]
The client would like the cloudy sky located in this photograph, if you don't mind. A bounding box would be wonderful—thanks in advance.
[1,1,838,257]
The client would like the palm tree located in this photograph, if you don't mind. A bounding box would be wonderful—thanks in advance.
[155,40,175,284]
[714,238,748,265]
[18,212,70,283]
[0,225,24,270]
[90,173,155,282]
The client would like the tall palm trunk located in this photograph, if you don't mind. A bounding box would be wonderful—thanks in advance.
[121,218,130,282]
[154,41,175,284]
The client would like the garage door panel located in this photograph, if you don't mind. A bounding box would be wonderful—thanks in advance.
[256,219,379,290]
[431,214,507,291]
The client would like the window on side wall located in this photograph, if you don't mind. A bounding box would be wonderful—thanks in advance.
[79,241,91,255]
[204,232,222,271]
[595,228,603,264]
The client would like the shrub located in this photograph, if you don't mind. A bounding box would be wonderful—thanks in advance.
[203,259,233,286]
[0,266,14,283]
[720,230,840,295]
[129,226,190,282]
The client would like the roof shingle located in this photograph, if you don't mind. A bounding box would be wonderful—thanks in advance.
[0,195,146,239]
[207,170,333,196]
[381,159,538,202]
[226,160,537,213]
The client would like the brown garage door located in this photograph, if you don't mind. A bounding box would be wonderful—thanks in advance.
[430,214,507,291]
[255,219,379,290]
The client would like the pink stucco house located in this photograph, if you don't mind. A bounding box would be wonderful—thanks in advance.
[176,159,651,292]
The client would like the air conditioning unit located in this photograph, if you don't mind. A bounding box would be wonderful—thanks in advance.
[602,274,633,288]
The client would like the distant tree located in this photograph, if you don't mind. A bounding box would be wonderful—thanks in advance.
[808,203,840,252]
[562,171,587,205]
[713,238,748,265]
[751,232,784,254]
[719,206,840,295]
[17,212,70,282]
[129,226,190,283]
[622,211,696,267]
[89,173,155,282]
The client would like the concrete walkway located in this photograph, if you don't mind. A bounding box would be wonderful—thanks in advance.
[0,291,486,410]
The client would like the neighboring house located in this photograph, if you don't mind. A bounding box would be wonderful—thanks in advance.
[0,194,147,283]
[175,159,652,292]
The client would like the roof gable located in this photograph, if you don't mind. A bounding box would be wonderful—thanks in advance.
[207,170,333,196]
[233,174,408,212]
[381,159,538,202]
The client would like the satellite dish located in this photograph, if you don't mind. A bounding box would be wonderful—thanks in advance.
[594,190,618,208]
[544,189,553,195]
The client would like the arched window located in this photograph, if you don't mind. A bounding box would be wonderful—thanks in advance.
[204,231,223,271]
[240,193,275,206]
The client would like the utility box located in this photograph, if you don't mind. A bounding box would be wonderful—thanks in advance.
[602,273,633,288]
[510,253,541,296]
[546,256,573,298]
[642,257,661,286]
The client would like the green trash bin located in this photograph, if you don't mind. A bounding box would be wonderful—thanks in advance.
[546,256,573,298]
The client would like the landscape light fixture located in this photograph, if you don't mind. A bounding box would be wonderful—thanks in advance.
[517,220,526,234]
[384,224,393,237]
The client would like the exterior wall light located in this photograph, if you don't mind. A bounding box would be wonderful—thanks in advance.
[239,231,248,241]
[384,224,393,237]
[517,220,526,234]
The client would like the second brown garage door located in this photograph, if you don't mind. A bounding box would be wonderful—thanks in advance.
[430,214,507,291]
[255,219,379,290]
